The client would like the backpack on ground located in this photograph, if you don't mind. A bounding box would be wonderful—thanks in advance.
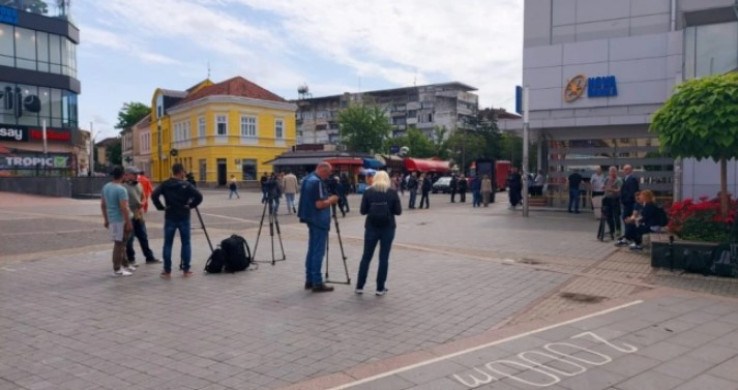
[204,248,227,273]
[221,234,252,272]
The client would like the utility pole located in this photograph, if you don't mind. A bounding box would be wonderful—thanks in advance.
[88,122,94,177]
[522,86,530,217]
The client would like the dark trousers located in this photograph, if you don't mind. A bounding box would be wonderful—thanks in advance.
[459,190,466,203]
[603,197,621,235]
[126,218,156,262]
[357,226,395,291]
[624,224,650,245]
[568,188,581,212]
[450,190,456,202]
[419,191,430,208]
[408,191,417,209]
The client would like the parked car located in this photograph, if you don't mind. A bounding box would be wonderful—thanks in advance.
[431,176,453,193]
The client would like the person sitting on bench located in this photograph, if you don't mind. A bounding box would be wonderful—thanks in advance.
[617,190,660,251]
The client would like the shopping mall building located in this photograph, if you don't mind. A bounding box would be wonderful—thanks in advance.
[0,1,81,177]
[501,0,738,205]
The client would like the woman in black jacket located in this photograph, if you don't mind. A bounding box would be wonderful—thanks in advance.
[356,170,402,296]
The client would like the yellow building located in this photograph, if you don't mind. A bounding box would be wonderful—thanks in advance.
[150,77,297,184]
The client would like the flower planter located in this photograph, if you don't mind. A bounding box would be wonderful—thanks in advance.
[651,239,719,271]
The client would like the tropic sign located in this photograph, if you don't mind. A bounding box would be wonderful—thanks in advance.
[564,75,618,103]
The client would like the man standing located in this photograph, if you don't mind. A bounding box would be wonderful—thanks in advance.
[406,172,418,209]
[481,174,493,207]
[458,175,468,203]
[590,166,606,219]
[151,163,203,278]
[567,170,583,213]
[470,175,482,207]
[123,167,158,266]
[418,173,431,209]
[283,170,299,214]
[449,174,458,203]
[298,162,339,292]
[620,164,639,224]
[100,166,135,277]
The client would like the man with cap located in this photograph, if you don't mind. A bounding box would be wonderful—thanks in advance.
[123,167,159,266]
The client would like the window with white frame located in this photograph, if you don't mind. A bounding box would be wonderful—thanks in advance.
[240,115,257,137]
[198,116,205,138]
[140,132,150,153]
[216,115,227,136]
[275,118,284,139]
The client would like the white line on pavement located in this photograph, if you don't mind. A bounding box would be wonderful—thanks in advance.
[326,299,644,390]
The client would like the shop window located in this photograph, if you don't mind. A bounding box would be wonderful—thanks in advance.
[241,159,257,180]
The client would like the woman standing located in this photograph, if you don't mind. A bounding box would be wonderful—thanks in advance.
[356,170,402,296]
[481,174,493,207]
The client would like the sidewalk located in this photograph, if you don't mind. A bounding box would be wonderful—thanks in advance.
[1,191,737,390]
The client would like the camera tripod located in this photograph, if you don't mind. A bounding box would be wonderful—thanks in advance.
[325,203,351,285]
[252,195,286,265]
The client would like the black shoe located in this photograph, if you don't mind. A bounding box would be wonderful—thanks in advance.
[304,282,313,290]
[146,258,161,264]
[312,284,334,293]
[293,207,297,213]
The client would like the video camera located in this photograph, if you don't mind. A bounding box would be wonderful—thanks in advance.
[186,172,196,187]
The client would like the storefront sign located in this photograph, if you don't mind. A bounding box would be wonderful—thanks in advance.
[0,152,72,170]
[564,75,618,103]
[0,6,18,25]
[29,128,71,142]
[0,126,28,142]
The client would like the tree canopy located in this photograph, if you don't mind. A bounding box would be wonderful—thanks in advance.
[388,127,437,158]
[115,102,150,130]
[650,72,738,215]
[337,104,392,153]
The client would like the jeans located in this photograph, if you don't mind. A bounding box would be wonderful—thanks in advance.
[419,191,429,208]
[285,193,296,213]
[472,190,481,207]
[229,188,239,199]
[459,190,466,203]
[357,227,395,291]
[162,218,191,272]
[271,196,280,214]
[408,191,417,209]
[126,218,156,262]
[305,225,328,285]
[568,188,581,212]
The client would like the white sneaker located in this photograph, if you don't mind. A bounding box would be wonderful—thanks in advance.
[376,289,388,296]
[355,288,363,295]
[113,269,133,277]
[124,266,137,272]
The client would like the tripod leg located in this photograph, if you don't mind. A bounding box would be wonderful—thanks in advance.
[333,211,351,284]
[324,233,330,281]
[269,212,275,266]
[273,214,286,260]
[195,207,214,252]
[252,200,268,260]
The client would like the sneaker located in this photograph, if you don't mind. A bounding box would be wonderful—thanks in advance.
[145,258,161,264]
[182,271,194,277]
[124,266,137,272]
[629,243,643,251]
[160,271,171,279]
[128,261,138,268]
[375,289,388,296]
[304,282,313,290]
[614,239,629,247]
[355,288,363,295]
[311,284,334,293]
[113,269,132,277]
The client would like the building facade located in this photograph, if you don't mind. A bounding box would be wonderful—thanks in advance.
[296,82,479,145]
[0,1,81,177]
[150,77,297,185]
[503,0,738,205]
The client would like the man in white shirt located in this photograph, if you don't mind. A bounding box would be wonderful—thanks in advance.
[590,167,607,219]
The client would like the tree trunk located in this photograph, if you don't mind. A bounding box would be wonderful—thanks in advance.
[720,157,728,217]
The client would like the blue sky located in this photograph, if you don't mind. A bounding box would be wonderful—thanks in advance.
[75,0,523,139]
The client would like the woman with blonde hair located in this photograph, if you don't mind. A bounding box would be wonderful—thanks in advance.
[356,170,402,296]
[618,189,661,251]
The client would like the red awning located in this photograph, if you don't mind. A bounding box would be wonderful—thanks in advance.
[403,158,450,173]
[324,158,364,166]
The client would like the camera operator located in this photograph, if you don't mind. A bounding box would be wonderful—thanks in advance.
[265,173,283,214]
[297,162,339,293]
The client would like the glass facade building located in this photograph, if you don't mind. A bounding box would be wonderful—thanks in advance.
[0,0,80,176]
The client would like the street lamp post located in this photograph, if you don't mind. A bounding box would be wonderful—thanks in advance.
[157,119,162,182]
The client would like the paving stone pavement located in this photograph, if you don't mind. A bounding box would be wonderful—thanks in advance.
[1,190,738,390]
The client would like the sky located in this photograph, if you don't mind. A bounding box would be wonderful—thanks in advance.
[75,0,523,140]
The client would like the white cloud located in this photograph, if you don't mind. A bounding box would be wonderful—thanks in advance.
[81,25,182,65]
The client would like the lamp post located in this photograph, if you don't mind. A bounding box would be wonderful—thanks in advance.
[522,86,530,218]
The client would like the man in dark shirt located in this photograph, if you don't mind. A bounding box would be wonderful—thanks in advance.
[567,171,583,213]
[620,164,640,223]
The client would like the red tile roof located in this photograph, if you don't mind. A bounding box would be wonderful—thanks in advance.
[177,76,286,105]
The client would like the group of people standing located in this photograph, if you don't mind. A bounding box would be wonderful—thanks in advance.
[588,164,647,248]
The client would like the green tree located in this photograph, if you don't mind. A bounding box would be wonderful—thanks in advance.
[337,104,392,153]
[115,102,150,130]
[106,139,122,166]
[651,73,738,216]
[390,127,436,158]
